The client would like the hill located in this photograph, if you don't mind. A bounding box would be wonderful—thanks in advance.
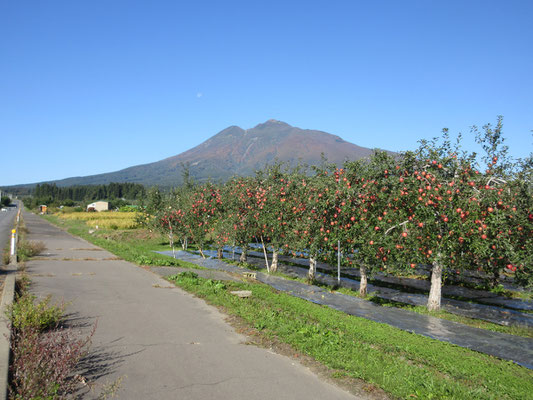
[5,120,392,189]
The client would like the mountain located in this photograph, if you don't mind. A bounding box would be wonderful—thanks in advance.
[8,120,392,189]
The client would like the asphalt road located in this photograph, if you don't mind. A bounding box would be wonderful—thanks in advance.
[23,211,366,400]
[0,204,17,265]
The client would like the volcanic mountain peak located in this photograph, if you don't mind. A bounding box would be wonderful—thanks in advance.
[6,120,392,189]
[253,119,291,129]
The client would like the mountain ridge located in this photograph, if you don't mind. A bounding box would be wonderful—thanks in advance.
[5,120,393,189]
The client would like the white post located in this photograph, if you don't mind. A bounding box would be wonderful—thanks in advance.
[337,240,341,284]
[10,229,16,256]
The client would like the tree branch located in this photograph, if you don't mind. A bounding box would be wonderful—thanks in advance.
[385,220,409,235]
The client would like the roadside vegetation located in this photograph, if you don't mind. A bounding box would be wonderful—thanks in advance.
[16,240,46,262]
[7,276,94,399]
[3,213,47,264]
[4,214,121,399]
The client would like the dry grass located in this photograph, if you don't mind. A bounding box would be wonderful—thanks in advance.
[17,241,46,261]
[57,212,139,230]
[59,212,138,221]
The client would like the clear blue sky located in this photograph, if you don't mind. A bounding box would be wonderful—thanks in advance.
[1,0,532,186]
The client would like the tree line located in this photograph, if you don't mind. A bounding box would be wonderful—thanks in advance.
[23,182,146,209]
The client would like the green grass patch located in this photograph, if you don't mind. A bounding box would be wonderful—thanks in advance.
[42,214,202,270]
[167,272,533,400]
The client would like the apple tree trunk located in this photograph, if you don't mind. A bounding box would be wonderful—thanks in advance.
[359,264,368,297]
[239,246,248,263]
[427,258,443,311]
[308,256,317,281]
[270,250,279,273]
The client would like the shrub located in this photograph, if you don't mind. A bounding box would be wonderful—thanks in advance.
[118,205,138,212]
[168,271,199,285]
[8,285,96,399]
[10,324,93,400]
[9,294,64,332]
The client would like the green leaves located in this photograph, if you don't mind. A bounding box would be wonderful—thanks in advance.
[9,294,64,332]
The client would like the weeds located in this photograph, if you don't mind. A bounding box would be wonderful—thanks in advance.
[7,278,98,399]
[10,324,94,400]
[2,249,10,265]
[9,294,65,331]
[168,271,200,283]
[94,376,125,400]
[15,273,30,293]
[17,240,46,261]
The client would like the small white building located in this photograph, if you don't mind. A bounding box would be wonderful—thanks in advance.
[86,201,109,212]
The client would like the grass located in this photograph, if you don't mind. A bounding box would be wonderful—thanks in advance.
[168,271,533,400]
[2,244,10,265]
[42,214,201,269]
[40,214,533,399]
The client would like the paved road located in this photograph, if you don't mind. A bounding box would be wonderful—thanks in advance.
[23,211,365,400]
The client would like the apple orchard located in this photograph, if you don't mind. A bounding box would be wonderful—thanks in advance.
[142,119,532,311]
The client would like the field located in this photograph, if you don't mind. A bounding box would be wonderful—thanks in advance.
[57,211,139,230]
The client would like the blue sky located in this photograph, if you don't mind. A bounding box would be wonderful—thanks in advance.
[1,0,532,186]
